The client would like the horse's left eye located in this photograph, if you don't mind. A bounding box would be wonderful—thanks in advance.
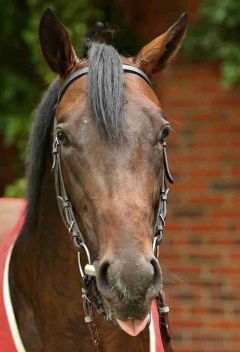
[160,126,170,142]
[57,130,69,145]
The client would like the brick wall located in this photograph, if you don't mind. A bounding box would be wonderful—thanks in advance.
[155,62,240,352]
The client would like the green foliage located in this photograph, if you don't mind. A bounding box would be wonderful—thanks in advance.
[4,178,27,198]
[1,1,140,198]
[0,0,102,197]
[184,0,240,87]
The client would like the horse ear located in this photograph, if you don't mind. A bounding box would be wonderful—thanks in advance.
[135,13,187,75]
[39,8,78,76]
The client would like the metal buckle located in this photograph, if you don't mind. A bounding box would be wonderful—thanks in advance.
[77,243,96,278]
[161,188,169,201]
[51,138,60,171]
[159,306,170,314]
[152,236,160,258]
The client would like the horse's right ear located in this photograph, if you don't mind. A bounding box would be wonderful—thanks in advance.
[135,13,187,76]
[39,9,78,77]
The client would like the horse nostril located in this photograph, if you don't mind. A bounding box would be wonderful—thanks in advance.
[97,260,111,296]
[150,257,162,286]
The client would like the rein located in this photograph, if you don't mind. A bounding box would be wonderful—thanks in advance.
[52,65,174,352]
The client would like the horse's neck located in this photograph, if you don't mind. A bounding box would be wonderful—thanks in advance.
[9,159,86,349]
[9,158,149,351]
[11,155,78,293]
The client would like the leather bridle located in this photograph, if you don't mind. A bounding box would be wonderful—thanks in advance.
[52,65,174,352]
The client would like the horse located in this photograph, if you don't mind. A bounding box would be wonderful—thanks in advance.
[7,9,187,352]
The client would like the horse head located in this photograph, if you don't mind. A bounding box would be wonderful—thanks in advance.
[39,9,187,337]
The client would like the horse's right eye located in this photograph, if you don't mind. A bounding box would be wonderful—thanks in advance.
[56,130,69,145]
[159,126,170,143]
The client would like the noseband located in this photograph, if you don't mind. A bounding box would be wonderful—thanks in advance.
[52,65,174,352]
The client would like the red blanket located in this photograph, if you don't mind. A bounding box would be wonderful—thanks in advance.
[0,198,26,352]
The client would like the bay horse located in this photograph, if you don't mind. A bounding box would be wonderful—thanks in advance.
[7,9,187,352]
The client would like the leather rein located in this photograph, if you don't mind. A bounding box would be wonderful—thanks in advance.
[52,65,174,352]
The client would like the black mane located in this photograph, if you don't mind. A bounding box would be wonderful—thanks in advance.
[19,40,126,236]
[87,42,125,141]
[19,79,59,237]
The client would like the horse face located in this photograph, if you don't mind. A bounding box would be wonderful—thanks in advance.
[54,70,169,316]
[39,9,187,335]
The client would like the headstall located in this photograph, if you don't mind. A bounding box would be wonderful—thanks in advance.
[52,64,174,352]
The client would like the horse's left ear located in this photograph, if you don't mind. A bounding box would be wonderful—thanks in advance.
[135,13,187,75]
[39,8,78,77]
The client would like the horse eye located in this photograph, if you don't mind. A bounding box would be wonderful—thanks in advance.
[56,130,69,145]
[160,127,170,142]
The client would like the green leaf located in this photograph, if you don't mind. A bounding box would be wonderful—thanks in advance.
[184,0,240,87]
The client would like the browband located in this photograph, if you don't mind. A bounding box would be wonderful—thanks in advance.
[57,64,152,105]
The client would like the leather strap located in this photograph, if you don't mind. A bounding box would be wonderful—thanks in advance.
[57,67,89,105]
[122,64,152,87]
[56,64,152,105]
[157,291,174,352]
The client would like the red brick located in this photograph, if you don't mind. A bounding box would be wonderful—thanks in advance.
[210,321,240,329]
[229,253,240,261]
[189,196,223,205]
[212,97,240,106]
[172,320,203,328]
[188,169,224,177]
[187,251,222,261]
[213,210,240,218]
[211,266,240,275]
[173,183,207,192]
[170,155,226,163]
[231,168,240,176]
[190,113,220,121]
[166,264,201,274]
[185,224,228,232]
[170,238,192,246]
[165,223,184,232]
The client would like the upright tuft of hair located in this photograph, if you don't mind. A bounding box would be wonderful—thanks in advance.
[83,22,115,54]
[87,42,125,142]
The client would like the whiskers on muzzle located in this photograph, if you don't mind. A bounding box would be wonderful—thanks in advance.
[96,252,162,320]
